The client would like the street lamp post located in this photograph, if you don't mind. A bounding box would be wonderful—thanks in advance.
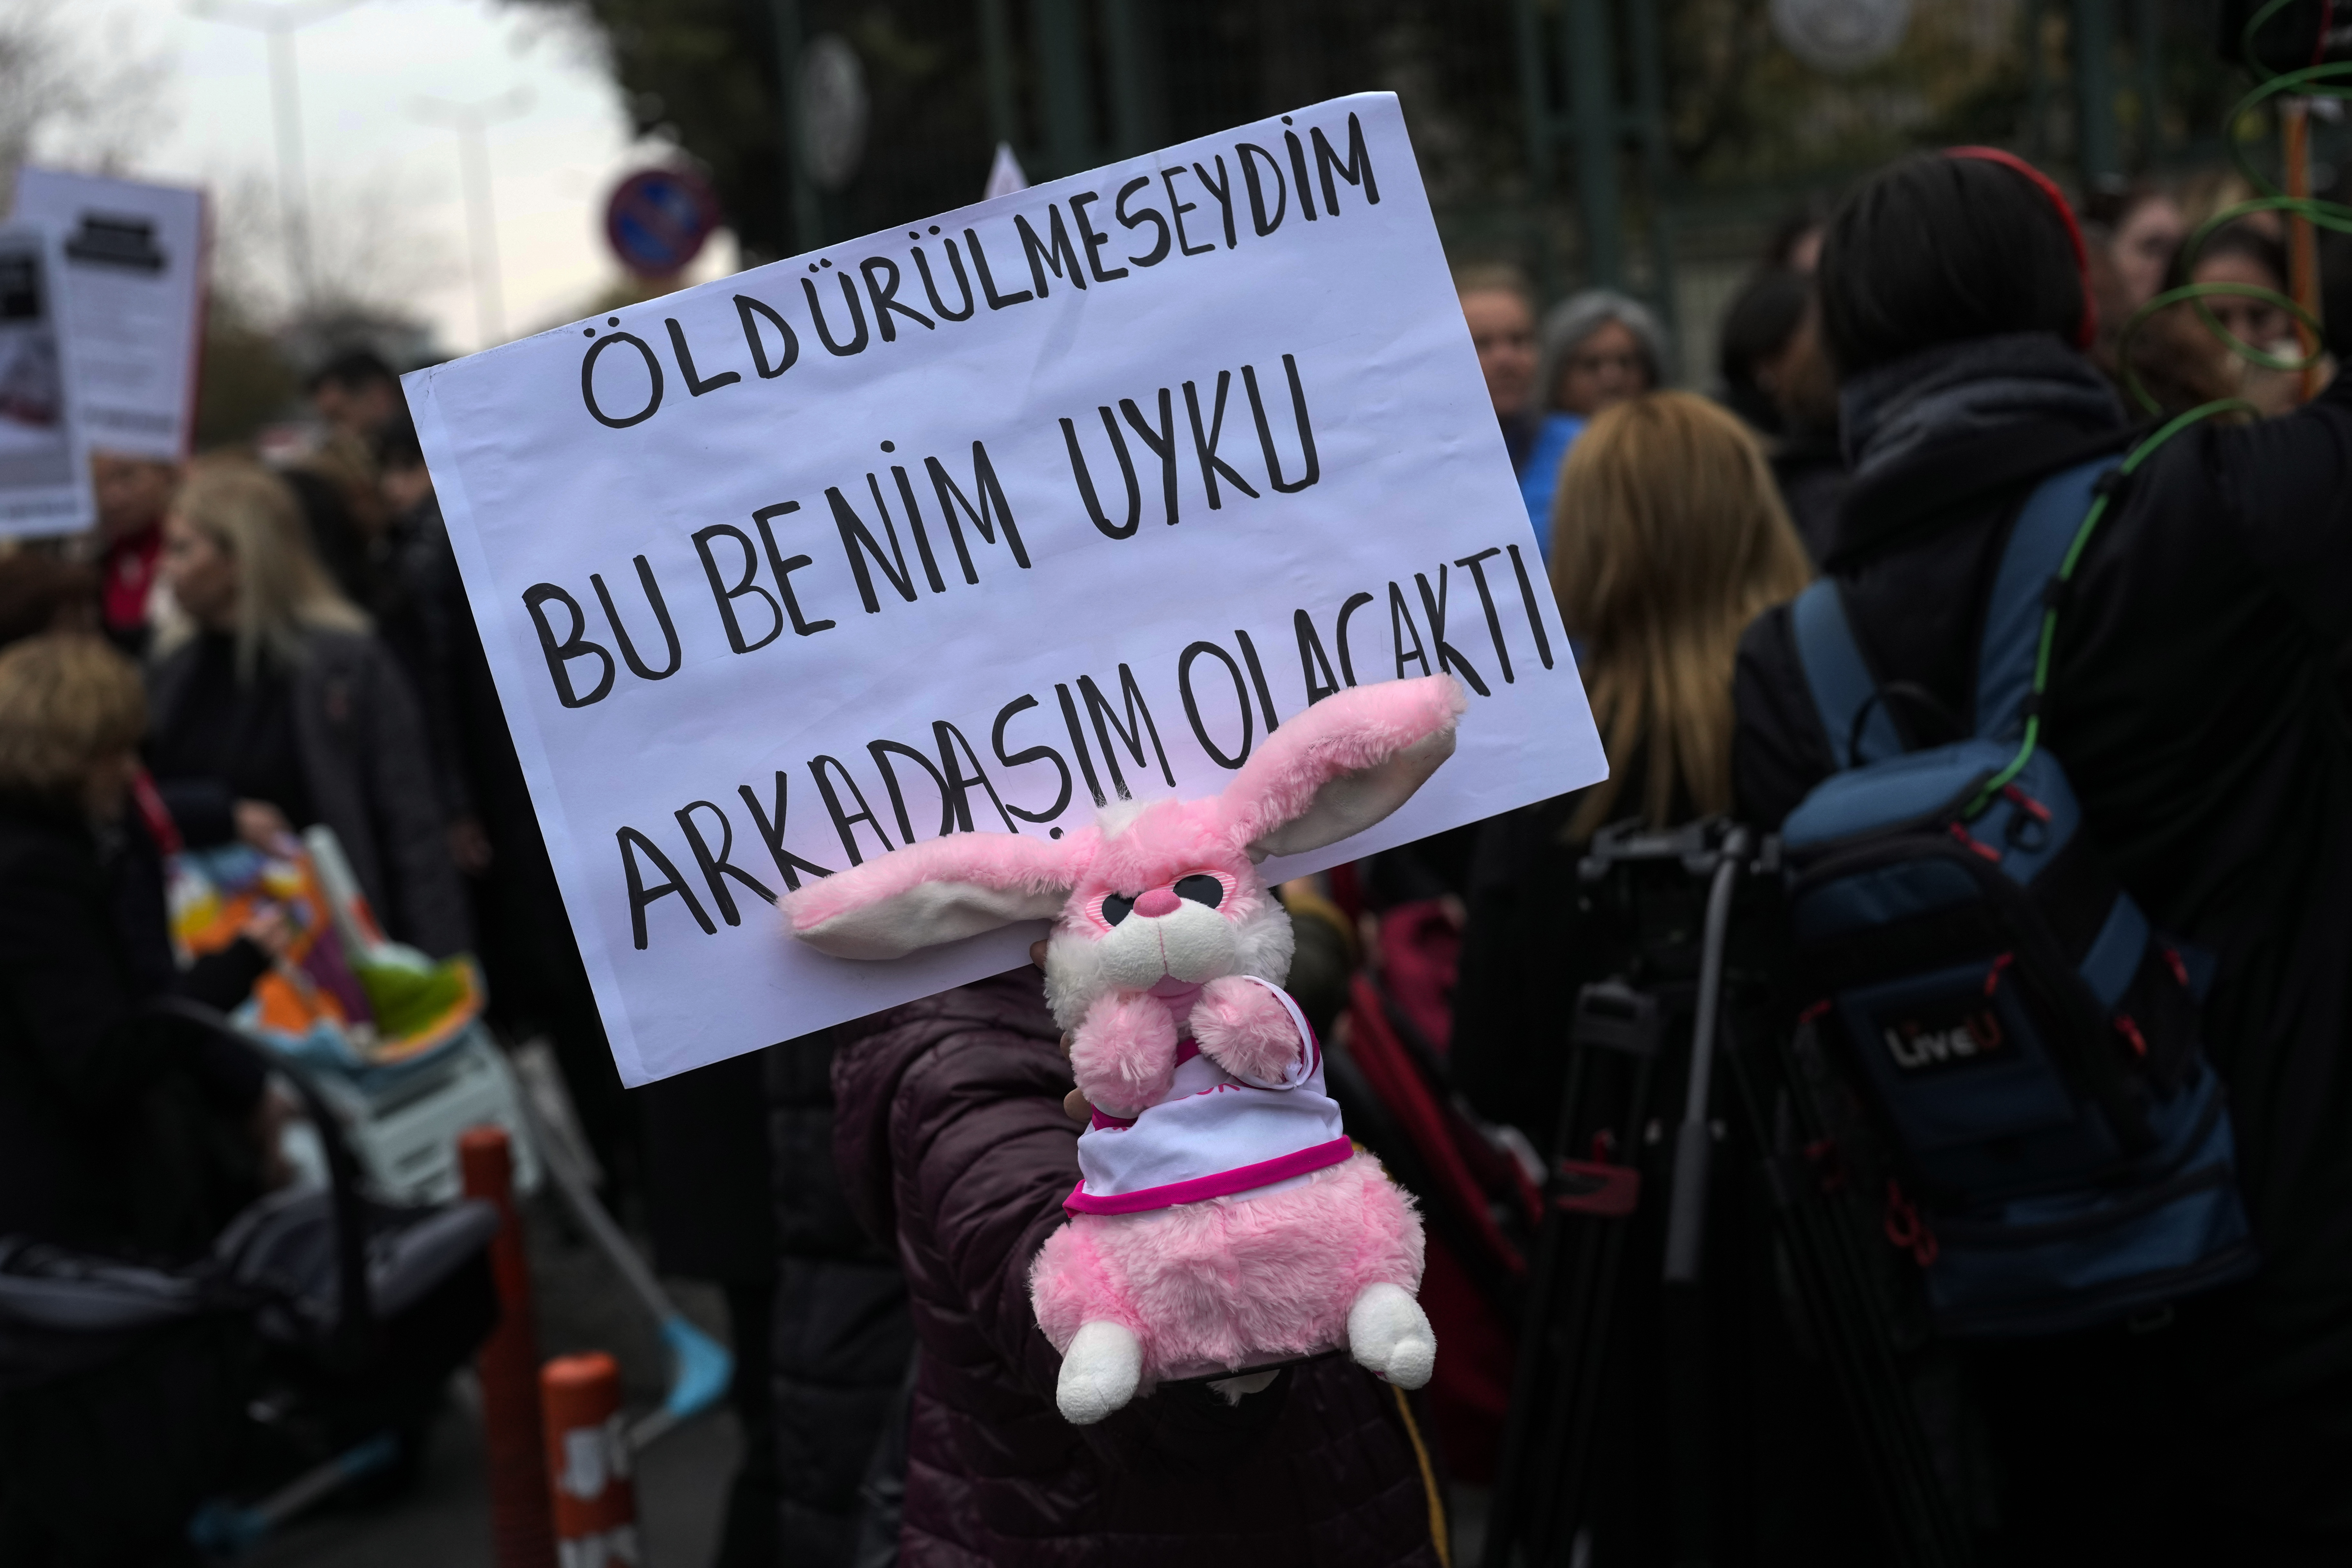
[188,0,362,309]
[413,88,532,346]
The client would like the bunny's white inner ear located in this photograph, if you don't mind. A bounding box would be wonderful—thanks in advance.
[793,880,1069,960]
[1246,725,1457,861]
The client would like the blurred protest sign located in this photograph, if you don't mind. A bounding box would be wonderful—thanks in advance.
[0,221,93,538]
[9,169,206,462]
[408,92,1606,1084]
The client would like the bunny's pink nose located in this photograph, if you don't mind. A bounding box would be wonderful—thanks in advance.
[1133,887,1182,918]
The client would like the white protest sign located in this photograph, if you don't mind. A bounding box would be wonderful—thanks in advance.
[409,92,1606,1086]
[9,169,207,462]
[0,221,95,538]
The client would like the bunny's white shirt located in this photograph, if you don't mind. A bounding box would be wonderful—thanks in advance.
[1065,977,1354,1215]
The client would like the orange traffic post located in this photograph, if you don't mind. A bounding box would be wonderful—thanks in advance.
[460,1125,558,1568]
[2284,98,2325,404]
[542,1353,640,1568]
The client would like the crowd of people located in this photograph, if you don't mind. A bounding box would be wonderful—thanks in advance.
[0,348,652,1559]
[0,141,2347,1568]
[819,152,2352,1567]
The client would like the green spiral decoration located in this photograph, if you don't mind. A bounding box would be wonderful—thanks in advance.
[2115,0,2351,412]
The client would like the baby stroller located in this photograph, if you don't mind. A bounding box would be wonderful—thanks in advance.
[0,1000,500,1565]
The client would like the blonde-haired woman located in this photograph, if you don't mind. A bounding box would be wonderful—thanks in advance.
[147,455,471,956]
[1453,392,1811,1140]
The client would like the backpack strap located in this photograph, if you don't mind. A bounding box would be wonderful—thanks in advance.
[1791,579,1903,771]
[1974,459,2113,740]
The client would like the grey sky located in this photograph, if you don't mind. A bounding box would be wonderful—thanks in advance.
[50,0,737,355]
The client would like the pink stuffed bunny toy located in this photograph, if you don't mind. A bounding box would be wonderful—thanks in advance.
[783,674,1464,1423]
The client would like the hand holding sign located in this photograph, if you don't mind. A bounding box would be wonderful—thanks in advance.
[407,92,1606,1084]
[784,676,1461,1419]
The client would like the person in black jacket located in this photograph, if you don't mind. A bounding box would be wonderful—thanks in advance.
[1716,267,1849,563]
[372,432,641,1194]
[372,415,485,876]
[0,634,288,1258]
[638,1047,784,1568]
[764,1031,911,1566]
[1732,152,2352,1564]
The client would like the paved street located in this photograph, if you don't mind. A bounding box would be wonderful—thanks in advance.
[245,1193,739,1568]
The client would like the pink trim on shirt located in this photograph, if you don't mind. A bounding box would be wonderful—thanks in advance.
[1064,1135,1355,1215]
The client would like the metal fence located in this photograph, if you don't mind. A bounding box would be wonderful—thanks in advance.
[759,0,2310,394]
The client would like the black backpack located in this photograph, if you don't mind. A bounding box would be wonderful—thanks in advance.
[1776,454,2257,1337]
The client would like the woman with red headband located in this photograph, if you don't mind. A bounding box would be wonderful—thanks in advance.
[1733,150,2352,1564]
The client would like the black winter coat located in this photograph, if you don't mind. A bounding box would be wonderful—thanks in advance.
[148,628,472,958]
[831,970,1446,1568]
[1451,754,1685,1153]
[765,1031,911,1564]
[0,800,271,1255]
[1734,363,2352,1403]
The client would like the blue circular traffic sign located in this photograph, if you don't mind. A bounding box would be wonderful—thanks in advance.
[604,167,721,278]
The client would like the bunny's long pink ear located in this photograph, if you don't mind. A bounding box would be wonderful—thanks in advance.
[1223,674,1467,860]
[782,831,1084,960]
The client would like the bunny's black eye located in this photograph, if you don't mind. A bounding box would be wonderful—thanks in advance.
[1102,893,1135,926]
[1175,874,1223,908]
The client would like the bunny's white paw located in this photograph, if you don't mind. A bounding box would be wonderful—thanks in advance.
[1056,1320,1143,1425]
[1347,1283,1436,1390]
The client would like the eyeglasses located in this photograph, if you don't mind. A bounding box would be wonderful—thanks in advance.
[1567,351,1645,376]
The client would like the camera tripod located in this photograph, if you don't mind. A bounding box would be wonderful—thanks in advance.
[1479,820,1976,1568]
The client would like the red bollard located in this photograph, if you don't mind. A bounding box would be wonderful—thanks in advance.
[460,1126,557,1568]
[542,1353,640,1568]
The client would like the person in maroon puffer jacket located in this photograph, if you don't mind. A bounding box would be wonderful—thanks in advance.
[830,964,1451,1566]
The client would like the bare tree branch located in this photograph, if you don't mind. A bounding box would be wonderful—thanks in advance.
[0,0,175,205]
